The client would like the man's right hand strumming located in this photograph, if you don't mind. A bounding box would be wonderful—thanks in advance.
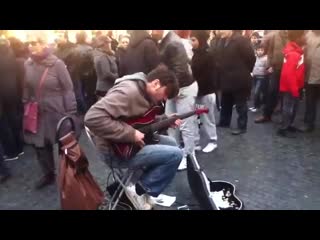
[134,130,145,148]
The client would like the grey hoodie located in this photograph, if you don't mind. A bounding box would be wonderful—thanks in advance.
[85,72,155,154]
[252,55,268,76]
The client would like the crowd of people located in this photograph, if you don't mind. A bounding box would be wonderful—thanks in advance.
[0,30,319,210]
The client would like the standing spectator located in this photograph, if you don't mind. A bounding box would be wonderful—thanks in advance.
[152,30,198,170]
[54,31,75,68]
[24,32,77,189]
[176,30,193,61]
[121,30,160,76]
[250,31,261,50]
[93,35,118,97]
[107,31,119,52]
[70,31,96,114]
[277,30,305,137]
[249,43,269,112]
[115,34,130,77]
[0,37,23,160]
[217,30,256,135]
[190,30,218,153]
[255,30,288,123]
[299,30,320,132]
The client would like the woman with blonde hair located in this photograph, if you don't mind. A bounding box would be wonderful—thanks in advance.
[24,31,77,189]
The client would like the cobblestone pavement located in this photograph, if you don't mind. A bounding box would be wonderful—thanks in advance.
[1,100,320,210]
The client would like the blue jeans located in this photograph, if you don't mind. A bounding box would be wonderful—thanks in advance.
[253,76,268,109]
[99,135,183,197]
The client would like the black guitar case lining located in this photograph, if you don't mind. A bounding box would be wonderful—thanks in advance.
[186,154,243,210]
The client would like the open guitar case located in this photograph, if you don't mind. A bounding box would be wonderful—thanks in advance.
[186,154,244,210]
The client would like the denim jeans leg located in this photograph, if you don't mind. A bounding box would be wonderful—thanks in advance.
[128,140,183,197]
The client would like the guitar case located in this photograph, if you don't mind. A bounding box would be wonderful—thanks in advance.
[186,154,243,210]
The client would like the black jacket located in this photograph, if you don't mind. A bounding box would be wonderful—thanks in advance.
[115,47,127,77]
[122,30,160,76]
[192,44,217,97]
[213,34,256,94]
[0,45,18,103]
[159,31,194,88]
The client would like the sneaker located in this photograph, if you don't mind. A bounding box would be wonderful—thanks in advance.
[195,145,202,151]
[231,128,247,135]
[125,185,152,210]
[297,125,314,133]
[4,155,19,161]
[277,129,296,138]
[249,107,257,113]
[202,142,217,153]
[18,152,24,157]
[178,156,187,171]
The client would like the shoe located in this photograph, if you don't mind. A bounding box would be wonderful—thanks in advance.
[4,155,19,161]
[277,129,296,138]
[297,125,314,133]
[217,123,230,128]
[202,142,217,153]
[178,156,187,171]
[125,185,152,210]
[231,129,247,135]
[35,173,55,189]
[287,126,298,133]
[254,116,271,124]
[195,145,202,151]
[0,173,11,184]
[249,107,257,113]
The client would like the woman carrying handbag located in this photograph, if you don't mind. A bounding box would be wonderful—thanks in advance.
[24,32,77,189]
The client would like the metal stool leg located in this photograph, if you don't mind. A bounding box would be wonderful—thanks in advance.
[108,170,135,210]
[110,171,135,210]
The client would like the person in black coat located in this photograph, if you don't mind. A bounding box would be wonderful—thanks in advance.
[121,30,160,76]
[115,34,130,77]
[191,30,218,153]
[0,38,24,160]
[216,30,256,135]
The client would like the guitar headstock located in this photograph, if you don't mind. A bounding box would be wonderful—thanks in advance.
[195,107,209,115]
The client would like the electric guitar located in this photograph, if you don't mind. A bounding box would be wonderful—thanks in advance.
[111,106,209,160]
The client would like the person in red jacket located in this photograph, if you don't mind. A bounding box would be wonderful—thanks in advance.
[277,30,306,137]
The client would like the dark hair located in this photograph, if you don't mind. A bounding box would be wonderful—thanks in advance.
[251,31,261,39]
[288,30,305,41]
[147,64,179,99]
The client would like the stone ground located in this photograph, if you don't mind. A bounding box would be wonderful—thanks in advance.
[1,98,320,210]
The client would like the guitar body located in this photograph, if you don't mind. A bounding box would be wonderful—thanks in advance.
[112,105,164,160]
[111,105,209,160]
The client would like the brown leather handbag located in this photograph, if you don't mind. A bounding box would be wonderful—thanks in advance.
[56,116,104,210]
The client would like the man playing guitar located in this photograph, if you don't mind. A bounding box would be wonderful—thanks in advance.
[85,64,183,210]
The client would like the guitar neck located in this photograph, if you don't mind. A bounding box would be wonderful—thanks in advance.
[139,110,197,134]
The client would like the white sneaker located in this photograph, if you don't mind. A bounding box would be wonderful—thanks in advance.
[202,142,217,153]
[125,185,152,210]
[195,145,202,151]
[178,156,187,171]
[4,155,19,161]
[249,108,257,113]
